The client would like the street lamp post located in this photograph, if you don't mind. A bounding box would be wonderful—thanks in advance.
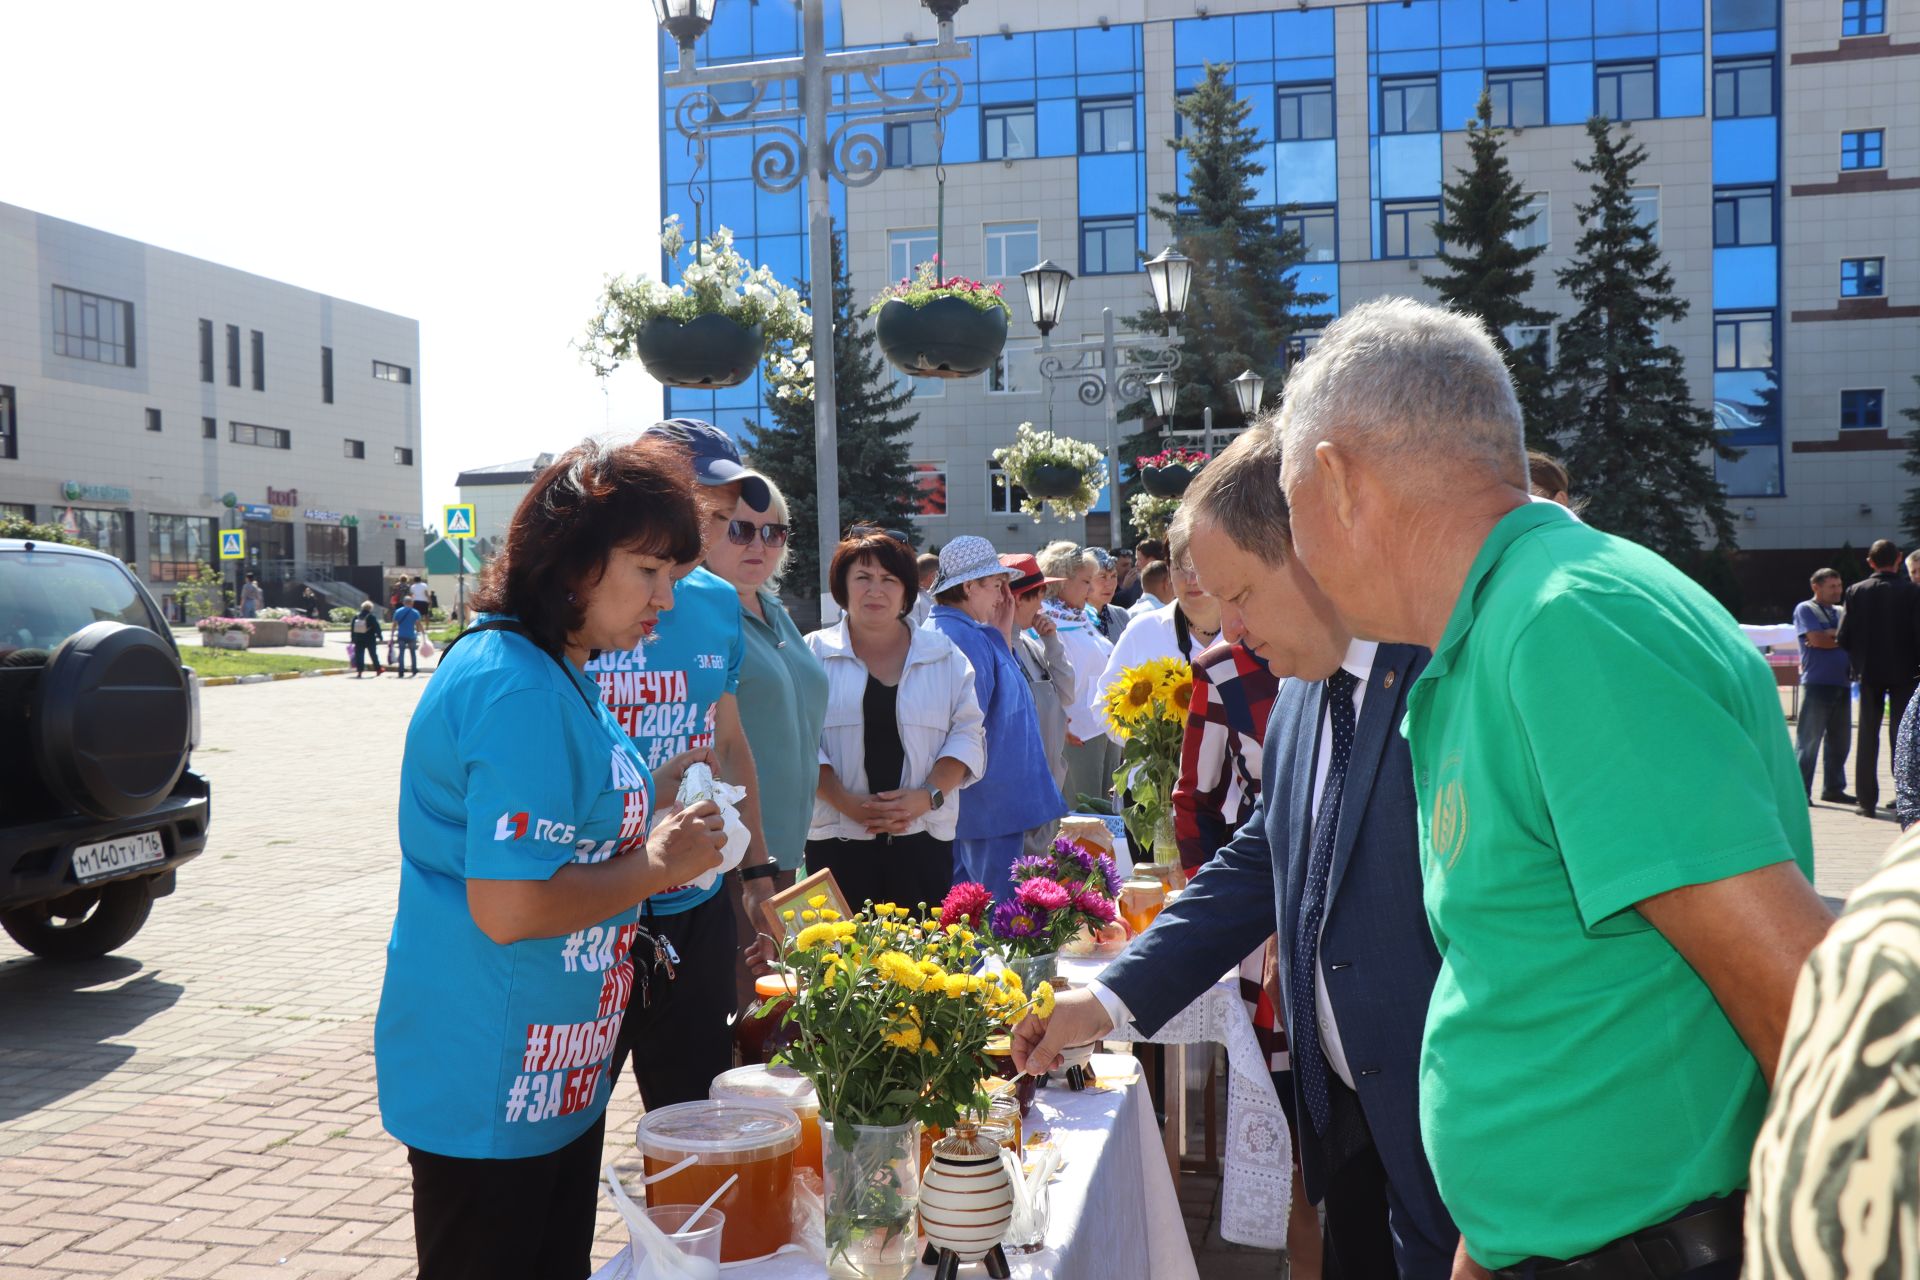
[654,0,973,606]
[1018,251,1192,542]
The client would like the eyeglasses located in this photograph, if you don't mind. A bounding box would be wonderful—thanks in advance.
[727,519,790,548]
[847,523,910,544]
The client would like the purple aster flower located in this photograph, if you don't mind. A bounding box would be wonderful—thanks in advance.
[1059,839,1096,875]
[1017,877,1071,913]
[1093,853,1122,896]
[1009,854,1054,883]
[1073,889,1118,925]
[990,896,1049,942]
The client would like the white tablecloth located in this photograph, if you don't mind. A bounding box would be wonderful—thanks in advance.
[1742,622,1799,650]
[1058,957,1293,1249]
[592,1054,1196,1280]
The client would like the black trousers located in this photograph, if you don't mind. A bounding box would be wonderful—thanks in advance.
[805,831,953,914]
[1317,1076,1453,1280]
[408,1112,605,1280]
[351,639,383,674]
[1857,679,1915,810]
[610,885,738,1109]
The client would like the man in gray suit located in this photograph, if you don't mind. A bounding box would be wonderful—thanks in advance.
[1014,422,1455,1278]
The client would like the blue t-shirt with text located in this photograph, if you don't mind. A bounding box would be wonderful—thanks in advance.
[584,566,742,915]
[376,618,654,1159]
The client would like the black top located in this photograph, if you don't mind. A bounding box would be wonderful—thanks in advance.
[1838,569,1920,687]
[863,674,905,794]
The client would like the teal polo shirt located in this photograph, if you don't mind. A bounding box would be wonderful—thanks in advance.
[1402,502,1814,1268]
[737,590,828,871]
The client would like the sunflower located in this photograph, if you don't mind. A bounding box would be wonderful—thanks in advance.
[1103,663,1163,736]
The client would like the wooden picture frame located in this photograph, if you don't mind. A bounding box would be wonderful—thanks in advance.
[759,867,854,942]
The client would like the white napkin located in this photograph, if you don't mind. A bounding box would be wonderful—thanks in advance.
[676,763,749,890]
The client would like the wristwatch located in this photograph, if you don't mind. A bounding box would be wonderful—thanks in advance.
[741,862,780,882]
[925,786,946,811]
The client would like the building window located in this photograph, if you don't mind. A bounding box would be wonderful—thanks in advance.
[0,385,15,460]
[1277,206,1338,262]
[1506,324,1554,369]
[1509,193,1550,250]
[344,438,365,459]
[1842,129,1885,169]
[1381,199,1442,259]
[230,421,291,449]
[1841,256,1886,297]
[145,407,162,433]
[1841,389,1885,429]
[1286,332,1323,366]
[226,324,241,386]
[983,104,1036,160]
[988,463,1029,515]
[62,508,133,561]
[1079,98,1135,153]
[0,503,33,521]
[1713,58,1774,119]
[199,319,214,383]
[888,228,937,284]
[1713,186,1775,245]
[1081,216,1138,275]
[373,360,412,384]
[884,117,937,168]
[1486,69,1546,128]
[988,345,1038,395]
[322,346,333,404]
[1276,82,1335,141]
[1842,0,1885,35]
[146,514,218,583]
[1380,75,1439,134]
[395,538,408,567]
[1596,62,1657,121]
[1629,186,1660,242]
[910,462,948,517]
[52,286,135,368]
[984,222,1040,278]
[891,365,946,400]
[1714,311,1774,370]
[250,330,265,391]
[202,416,216,439]
[395,446,415,466]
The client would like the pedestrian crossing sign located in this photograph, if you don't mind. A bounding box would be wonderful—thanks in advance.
[443,504,476,539]
[218,530,246,561]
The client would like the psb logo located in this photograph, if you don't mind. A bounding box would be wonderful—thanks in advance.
[1429,752,1470,872]
[495,811,530,841]
[495,812,577,844]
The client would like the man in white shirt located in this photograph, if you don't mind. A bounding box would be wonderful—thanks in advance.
[1127,559,1172,619]
[1014,422,1456,1279]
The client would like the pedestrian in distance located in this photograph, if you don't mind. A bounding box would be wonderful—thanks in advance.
[392,597,422,678]
[350,602,385,677]
[239,573,264,618]
[1793,568,1852,804]
[1838,539,1920,818]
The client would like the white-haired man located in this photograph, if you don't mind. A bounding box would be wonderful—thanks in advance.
[1275,297,1831,1279]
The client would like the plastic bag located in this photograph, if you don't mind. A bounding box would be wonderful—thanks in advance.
[676,762,749,890]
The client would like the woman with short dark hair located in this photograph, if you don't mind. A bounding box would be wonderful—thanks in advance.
[805,531,984,911]
[376,435,728,1280]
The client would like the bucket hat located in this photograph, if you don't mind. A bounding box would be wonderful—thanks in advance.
[933,535,1018,594]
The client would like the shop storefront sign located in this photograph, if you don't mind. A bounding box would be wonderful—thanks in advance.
[59,480,132,505]
[270,506,296,521]
[303,509,342,522]
[240,503,273,521]
[266,486,299,506]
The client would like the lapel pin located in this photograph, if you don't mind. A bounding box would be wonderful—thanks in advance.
[1383,671,1395,690]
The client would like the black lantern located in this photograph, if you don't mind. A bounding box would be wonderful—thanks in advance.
[1144,247,1194,324]
[1230,368,1266,420]
[1020,259,1074,337]
[653,0,717,52]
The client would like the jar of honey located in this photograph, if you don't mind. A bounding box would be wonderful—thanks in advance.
[734,972,800,1065]
[1118,877,1167,937]
[636,1101,800,1263]
[709,1063,822,1178]
[983,1037,1037,1117]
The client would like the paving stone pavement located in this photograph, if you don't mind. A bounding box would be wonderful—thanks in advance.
[0,677,1902,1278]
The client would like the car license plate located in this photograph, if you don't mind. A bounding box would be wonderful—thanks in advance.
[70,831,165,884]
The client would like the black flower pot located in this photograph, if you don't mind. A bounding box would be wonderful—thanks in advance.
[634,314,766,389]
[1141,465,1196,498]
[875,296,1009,379]
[1026,464,1084,499]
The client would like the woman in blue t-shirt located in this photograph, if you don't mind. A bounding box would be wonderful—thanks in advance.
[375,436,728,1280]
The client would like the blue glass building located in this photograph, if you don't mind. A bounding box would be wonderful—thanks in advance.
[659,0,1919,616]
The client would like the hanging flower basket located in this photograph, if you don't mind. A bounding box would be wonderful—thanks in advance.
[992,423,1108,523]
[582,217,810,392]
[1128,491,1182,540]
[1136,446,1210,499]
[868,262,1010,380]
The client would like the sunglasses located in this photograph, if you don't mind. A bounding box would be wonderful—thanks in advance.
[727,519,790,548]
[847,523,911,544]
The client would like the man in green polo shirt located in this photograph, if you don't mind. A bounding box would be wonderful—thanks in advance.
[1274,297,1833,1277]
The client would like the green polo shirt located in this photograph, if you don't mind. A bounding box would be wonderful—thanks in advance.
[1403,502,1813,1268]
[737,590,829,871]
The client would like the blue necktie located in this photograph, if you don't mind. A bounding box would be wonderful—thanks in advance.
[1289,665,1360,1136]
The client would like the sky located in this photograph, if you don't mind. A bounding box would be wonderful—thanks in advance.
[5,1,666,521]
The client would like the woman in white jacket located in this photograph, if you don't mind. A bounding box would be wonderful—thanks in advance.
[1038,541,1117,810]
[804,531,986,911]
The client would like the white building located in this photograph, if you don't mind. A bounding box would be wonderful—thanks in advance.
[0,201,425,618]
[455,453,552,559]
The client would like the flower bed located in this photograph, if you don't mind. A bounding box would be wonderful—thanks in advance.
[196,617,254,649]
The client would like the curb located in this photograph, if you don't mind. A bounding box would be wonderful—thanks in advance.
[196,668,431,689]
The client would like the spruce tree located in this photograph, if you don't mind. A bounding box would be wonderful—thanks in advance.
[745,227,920,597]
[1899,377,1920,544]
[1550,117,1736,560]
[1424,91,1556,447]
[1117,64,1330,490]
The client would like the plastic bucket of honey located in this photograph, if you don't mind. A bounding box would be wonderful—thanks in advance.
[709,1063,822,1177]
[636,1101,800,1263]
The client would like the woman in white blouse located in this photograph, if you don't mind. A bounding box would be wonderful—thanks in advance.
[1038,540,1117,810]
[804,530,986,911]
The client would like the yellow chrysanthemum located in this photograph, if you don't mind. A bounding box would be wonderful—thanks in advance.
[819,908,842,922]
[875,951,924,991]
[999,968,1024,993]
[780,909,795,922]
[917,959,945,977]
[922,1038,940,1055]
[874,902,899,918]
[883,1025,923,1052]
[1032,981,1056,1019]
[807,894,828,909]
[793,922,836,953]
[943,973,971,999]
[800,909,817,923]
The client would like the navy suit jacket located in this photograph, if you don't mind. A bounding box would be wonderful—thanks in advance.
[1101,643,1452,1250]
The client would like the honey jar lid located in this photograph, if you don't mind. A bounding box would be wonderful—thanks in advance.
[753,972,799,999]
[636,1100,801,1165]
[983,1035,1013,1056]
[709,1064,820,1118]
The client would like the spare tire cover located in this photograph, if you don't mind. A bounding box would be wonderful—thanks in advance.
[33,621,191,820]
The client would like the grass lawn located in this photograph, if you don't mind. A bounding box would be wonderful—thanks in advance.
[181,649,350,678]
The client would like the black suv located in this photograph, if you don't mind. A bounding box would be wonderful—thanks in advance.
[0,538,209,959]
